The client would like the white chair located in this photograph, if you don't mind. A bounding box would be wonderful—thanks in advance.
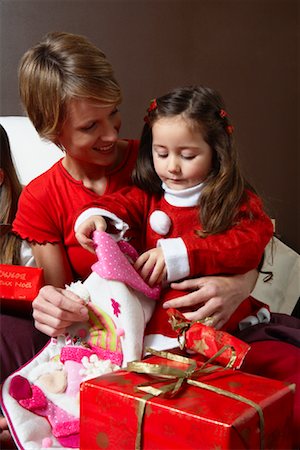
[0,116,62,185]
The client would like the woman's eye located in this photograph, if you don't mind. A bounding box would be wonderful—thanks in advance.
[157,153,168,158]
[111,107,119,116]
[82,122,96,131]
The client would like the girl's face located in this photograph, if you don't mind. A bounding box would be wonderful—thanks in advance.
[152,116,212,190]
[58,98,121,168]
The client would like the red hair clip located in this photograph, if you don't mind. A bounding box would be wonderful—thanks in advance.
[148,98,157,113]
[144,98,157,124]
[219,109,228,118]
[226,125,234,135]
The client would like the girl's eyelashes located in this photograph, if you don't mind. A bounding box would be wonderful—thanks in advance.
[154,151,196,159]
[181,154,195,160]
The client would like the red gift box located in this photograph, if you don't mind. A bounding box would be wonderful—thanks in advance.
[0,264,44,312]
[80,350,295,450]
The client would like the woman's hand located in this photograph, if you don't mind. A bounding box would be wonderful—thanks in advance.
[31,242,89,336]
[162,270,258,330]
[32,285,89,337]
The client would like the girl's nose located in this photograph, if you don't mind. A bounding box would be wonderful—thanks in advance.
[168,157,180,173]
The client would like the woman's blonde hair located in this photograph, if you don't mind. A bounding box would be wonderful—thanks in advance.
[0,125,23,264]
[19,31,122,143]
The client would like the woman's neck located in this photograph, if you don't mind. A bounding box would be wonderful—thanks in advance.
[62,156,108,195]
[61,141,128,196]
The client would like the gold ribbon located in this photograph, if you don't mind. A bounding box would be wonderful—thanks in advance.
[168,314,238,368]
[127,348,265,450]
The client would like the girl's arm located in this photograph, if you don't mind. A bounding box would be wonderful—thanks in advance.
[31,242,89,336]
[163,269,258,330]
[75,215,108,253]
[160,193,273,280]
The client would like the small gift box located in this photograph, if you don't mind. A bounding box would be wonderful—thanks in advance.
[80,349,295,450]
[167,308,251,369]
[0,264,44,312]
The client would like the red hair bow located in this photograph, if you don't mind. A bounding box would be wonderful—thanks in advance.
[148,98,157,113]
[226,125,234,135]
[219,109,228,118]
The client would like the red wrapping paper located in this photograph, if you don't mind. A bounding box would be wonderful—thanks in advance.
[80,351,295,450]
[167,308,250,369]
[0,264,44,312]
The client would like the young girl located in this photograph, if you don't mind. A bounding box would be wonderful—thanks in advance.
[75,85,274,339]
[0,124,48,447]
[0,124,33,267]
[0,125,48,381]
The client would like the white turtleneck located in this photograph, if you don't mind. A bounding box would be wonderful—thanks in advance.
[162,182,203,207]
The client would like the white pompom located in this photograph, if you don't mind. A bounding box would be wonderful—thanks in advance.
[66,281,90,304]
[149,210,172,235]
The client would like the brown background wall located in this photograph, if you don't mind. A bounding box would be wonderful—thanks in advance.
[0,0,299,252]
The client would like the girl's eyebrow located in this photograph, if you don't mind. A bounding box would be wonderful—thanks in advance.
[152,144,167,149]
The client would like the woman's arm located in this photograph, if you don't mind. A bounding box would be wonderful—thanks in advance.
[163,269,258,330]
[31,242,89,336]
[32,242,73,287]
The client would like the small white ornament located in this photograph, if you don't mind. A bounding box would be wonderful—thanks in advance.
[149,210,172,235]
[66,281,90,304]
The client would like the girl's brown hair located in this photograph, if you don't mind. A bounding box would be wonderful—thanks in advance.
[133,85,254,236]
[18,31,122,144]
[0,125,22,264]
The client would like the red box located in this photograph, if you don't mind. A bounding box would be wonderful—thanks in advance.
[80,354,295,449]
[0,264,44,312]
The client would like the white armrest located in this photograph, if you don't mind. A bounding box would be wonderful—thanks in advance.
[252,236,300,314]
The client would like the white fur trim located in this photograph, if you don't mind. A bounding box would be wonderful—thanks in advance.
[257,307,271,323]
[74,207,129,241]
[157,237,190,282]
[149,210,172,235]
[238,307,271,330]
[238,315,258,330]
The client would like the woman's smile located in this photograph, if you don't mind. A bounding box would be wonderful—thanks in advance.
[93,142,115,153]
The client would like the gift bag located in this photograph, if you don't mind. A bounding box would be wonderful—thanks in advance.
[0,264,44,312]
[0,231,160,450]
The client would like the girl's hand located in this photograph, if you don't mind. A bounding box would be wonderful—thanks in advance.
[162,270,258,330]
[32,285,89,337]
[75,215,107,253]
[134,247,167,286]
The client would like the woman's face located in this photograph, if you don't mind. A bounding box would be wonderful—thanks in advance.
[58,98,121,168]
